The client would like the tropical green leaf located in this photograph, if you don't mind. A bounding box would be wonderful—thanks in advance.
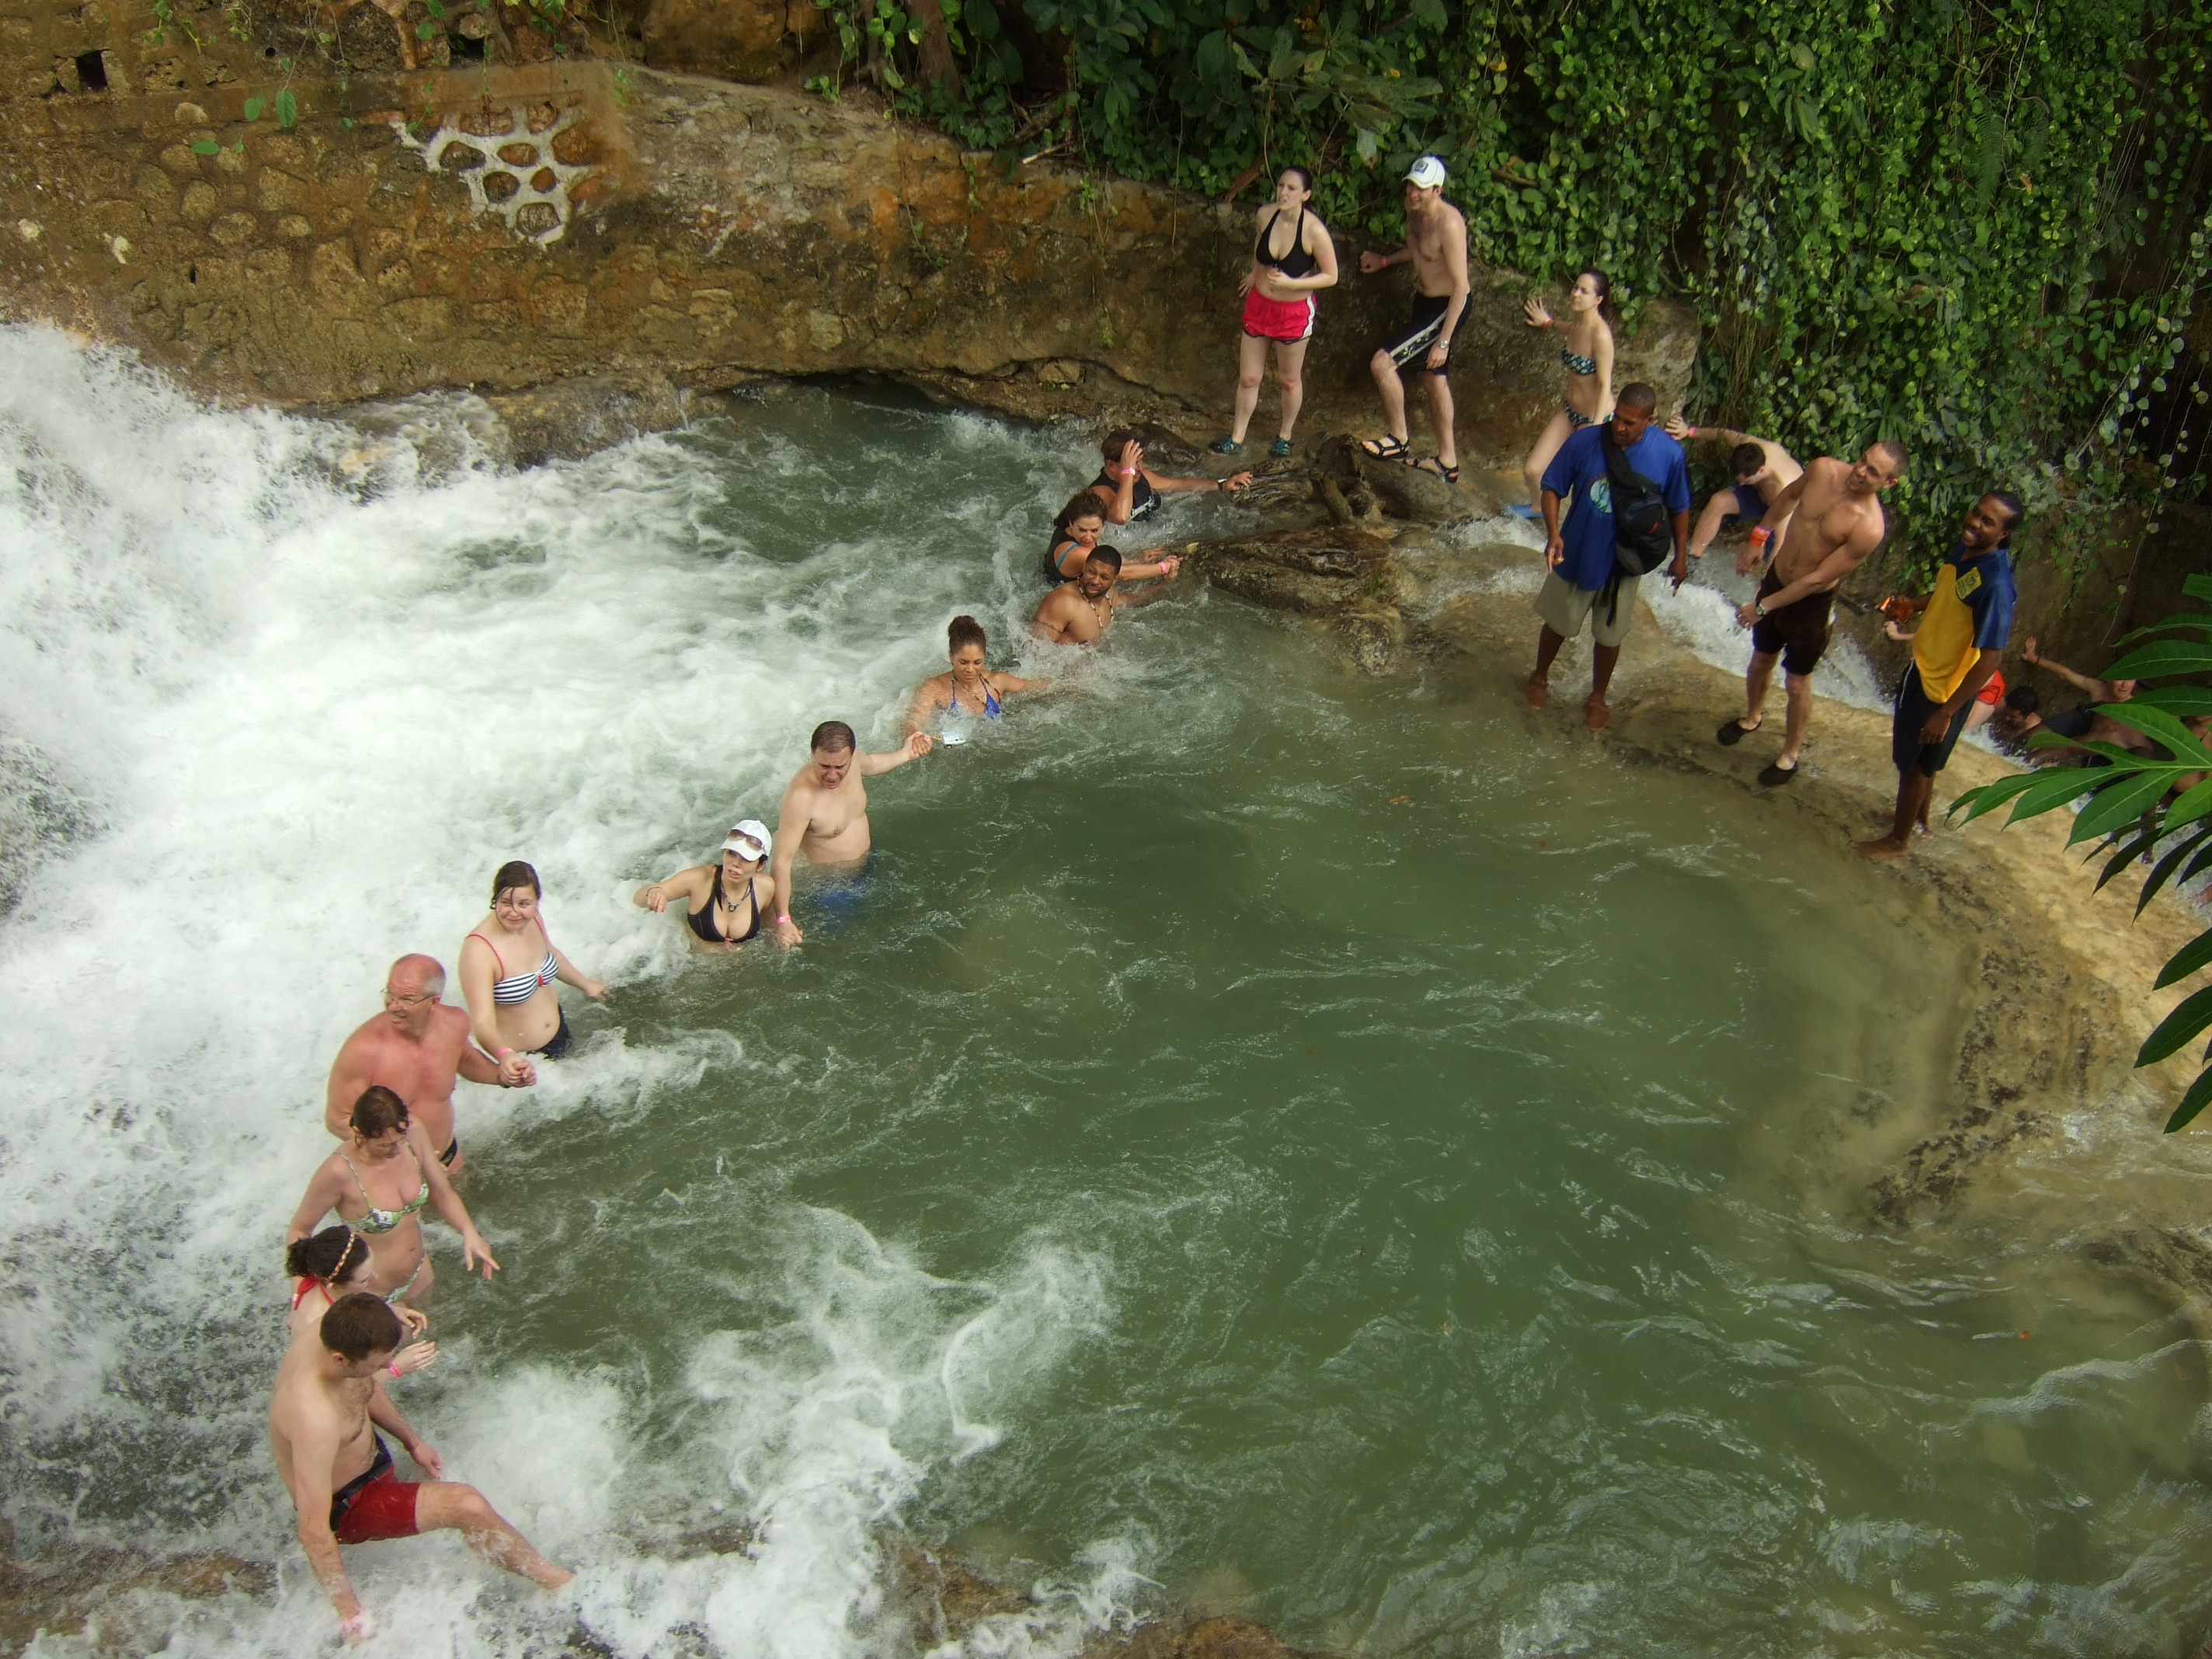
[2140,983,2212,1066]
[275,89,297,129]
[190,139,220,155]
[2162,1066,2212,1132]
[2186,574,2212,605]
[242,93,266,121]
[2134,687,2212,717]
[2102,638,2212,681]
[2137,826,2212,913]
[2098,703,2212,763]
[2097,825,2161,891]
[2070,770,2176,843]
[2157,928,2212,990]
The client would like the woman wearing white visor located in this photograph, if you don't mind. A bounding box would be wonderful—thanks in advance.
[633,820,777,948]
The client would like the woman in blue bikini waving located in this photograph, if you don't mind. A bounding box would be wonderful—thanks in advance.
[1514,271,1615,517]
[907,616,1057,739]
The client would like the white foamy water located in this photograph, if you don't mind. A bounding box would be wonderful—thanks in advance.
[0,326,1125,1655]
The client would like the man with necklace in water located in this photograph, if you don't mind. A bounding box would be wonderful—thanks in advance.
[1028,545,1182,645]
[324,954,527,1174]
[770,718,931,948]
[1718,440,1908,784]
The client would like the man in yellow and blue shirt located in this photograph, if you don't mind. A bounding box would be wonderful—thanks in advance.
[1856,492,2022,861]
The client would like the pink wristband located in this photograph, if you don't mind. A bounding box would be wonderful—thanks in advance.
[777,914,792,925]
[387,1360,402,1378]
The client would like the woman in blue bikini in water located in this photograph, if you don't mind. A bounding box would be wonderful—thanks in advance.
[284,1085,499,1309]
[1514,270,1615,517]
[908,616,1058,739]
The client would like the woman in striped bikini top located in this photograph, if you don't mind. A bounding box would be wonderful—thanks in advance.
[460,858,607,1068]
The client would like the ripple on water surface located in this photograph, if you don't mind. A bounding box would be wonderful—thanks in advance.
[0,329,2205,1658]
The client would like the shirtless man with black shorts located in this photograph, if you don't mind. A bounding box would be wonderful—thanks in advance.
[769,718,931,948]
[270,1292,569,1640]
[1718,442,1908,784]
[1028,544,1181,645]
[1356,156,1471,484]
[324,954,527,1174]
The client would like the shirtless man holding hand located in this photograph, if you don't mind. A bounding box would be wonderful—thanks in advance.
[1356,156,1471,484]
[325,954,526,1174]
[270,1292,569,1640]
[1029,545,1181,646]
[770,718,931,948]
[1717,442,1908,784]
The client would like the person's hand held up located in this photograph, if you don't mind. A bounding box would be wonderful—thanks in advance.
[1523,296,1553,329]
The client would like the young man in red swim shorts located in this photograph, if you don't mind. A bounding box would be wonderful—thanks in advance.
[270,1292,572,1639]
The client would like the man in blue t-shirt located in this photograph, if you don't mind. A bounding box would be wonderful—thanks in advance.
[1523,383,1691,729]
[1856,492,2022,861]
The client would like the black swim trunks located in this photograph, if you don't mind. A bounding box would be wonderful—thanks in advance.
[438,1138,459,1167]
[1891,663,1975,777]
[1377,294,1453,377]
[1749,566,1834,676]
[530,1005,572,1060]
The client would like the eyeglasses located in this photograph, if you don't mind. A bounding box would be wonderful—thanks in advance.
[383,990,436,1007]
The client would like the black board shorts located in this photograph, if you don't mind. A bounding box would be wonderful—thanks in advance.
[1378,294,1452,377]
[1892,663,1975,777]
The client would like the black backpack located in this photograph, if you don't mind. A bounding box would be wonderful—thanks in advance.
[1598,423,1673,577]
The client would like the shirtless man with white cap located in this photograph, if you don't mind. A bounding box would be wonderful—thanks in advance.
[324,954,527,1175]
[633,819,780,948]
[770,721,932,948]
[1356,156,1471,484]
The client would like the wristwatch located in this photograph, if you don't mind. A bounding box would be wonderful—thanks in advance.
[1754,602,1769,619]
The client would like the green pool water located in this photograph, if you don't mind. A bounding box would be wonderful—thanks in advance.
[5,366,2206,1658]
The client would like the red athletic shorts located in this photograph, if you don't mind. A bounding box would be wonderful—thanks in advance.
[329,1437,422,1543]
[1977,668,2006,706]
[1241,288,1315,343]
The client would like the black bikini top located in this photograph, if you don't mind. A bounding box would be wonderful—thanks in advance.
[688,867,762,944]
[1254,206,1318,280]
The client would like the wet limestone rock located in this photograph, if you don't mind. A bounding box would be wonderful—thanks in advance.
[1313,433,1501,523]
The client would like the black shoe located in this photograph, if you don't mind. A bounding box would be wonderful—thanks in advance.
[1716,718,1762,746]
[1758,760,1799,786]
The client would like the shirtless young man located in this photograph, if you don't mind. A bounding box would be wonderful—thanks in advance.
[769,718,931,948]
[1663,417,1803,559]
[1717,442,1908,783]
[325,955,525,1174]
[1028,546,1181,646]
[1355,157,1472,484]
[270,1292,570,1640]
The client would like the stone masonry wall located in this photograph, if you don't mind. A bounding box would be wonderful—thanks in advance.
[0,7,1697,454]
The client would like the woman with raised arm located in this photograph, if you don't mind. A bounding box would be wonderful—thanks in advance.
[1512,271,1616,518]
[1042,491,1179,586]
[634,820,779,950]
[908,615,1057,739]
[459,860,605,1064]
[1212,165,1340,460]
[285,1086,499,1309]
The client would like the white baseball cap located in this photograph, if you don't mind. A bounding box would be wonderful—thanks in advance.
[1404,155,1447,190]
[722,819,771,860]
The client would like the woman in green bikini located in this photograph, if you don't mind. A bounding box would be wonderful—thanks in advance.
[1513,270,1615,517]
[284,1085,498,1309]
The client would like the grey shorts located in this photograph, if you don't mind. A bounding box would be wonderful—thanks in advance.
[1535,569,1640,648]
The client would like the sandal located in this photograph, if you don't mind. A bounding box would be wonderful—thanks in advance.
[1270,437,1295,458]
[1412,456,1459,484]
[1359,434,1410,461]
[1211,437,1244,455]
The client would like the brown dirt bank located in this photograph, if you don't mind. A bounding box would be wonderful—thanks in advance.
[0,36,1696,462]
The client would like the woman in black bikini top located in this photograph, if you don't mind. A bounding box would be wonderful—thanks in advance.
[1212,165,1340,461]
[633,820,777,948]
